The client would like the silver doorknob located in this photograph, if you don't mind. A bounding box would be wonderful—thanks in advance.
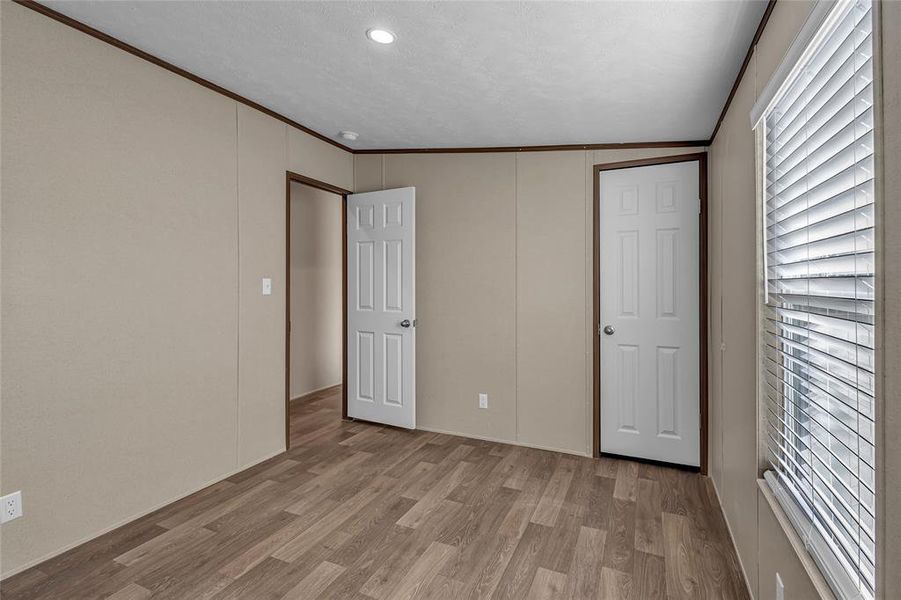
[603,325,615,335]
[400,319,411,328]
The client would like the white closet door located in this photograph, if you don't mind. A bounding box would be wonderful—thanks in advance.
[346,187,416,429]
[599,161,700,466]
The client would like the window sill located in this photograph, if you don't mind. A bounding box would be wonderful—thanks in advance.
[757,478,838,600]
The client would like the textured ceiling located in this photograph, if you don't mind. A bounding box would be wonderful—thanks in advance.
[41,1,768,150]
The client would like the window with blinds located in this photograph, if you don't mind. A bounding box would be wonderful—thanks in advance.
[760,0,875,598]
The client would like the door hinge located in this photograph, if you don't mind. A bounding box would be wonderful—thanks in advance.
[597,323,602,335]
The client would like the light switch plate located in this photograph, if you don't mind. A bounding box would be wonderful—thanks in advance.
[478,393,488,409]
[262,278,272,296]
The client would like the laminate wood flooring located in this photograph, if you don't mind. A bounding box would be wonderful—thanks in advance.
[1,387,749,599]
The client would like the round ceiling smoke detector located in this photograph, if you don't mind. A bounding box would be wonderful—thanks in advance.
[366,28,396,44]
[339,131,359,141]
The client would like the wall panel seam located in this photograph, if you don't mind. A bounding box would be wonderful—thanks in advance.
[584,149,592,456]
[513,152,519,444]
[234,103,241,468]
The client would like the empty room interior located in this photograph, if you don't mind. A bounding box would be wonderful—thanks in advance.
[0,0,898,599]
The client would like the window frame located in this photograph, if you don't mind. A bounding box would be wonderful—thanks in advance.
[752,1,883,599]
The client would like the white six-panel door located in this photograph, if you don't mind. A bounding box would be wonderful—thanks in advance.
[599,161,700,466]
[347,188,416,429]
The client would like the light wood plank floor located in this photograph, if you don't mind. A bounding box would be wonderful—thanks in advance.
[2,386,749,599]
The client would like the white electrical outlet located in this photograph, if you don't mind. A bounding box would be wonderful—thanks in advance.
[776,573,784,600]
[478,393,488,409]
[261,278,272,296]
[1,491,23,523]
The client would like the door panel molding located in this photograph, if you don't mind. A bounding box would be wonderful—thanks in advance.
[592,153,708,473]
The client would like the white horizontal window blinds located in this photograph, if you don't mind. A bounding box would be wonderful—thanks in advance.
[761,1,876,599]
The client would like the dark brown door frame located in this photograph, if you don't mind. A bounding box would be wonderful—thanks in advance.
[285,171,353,449]
[592,153,709,474]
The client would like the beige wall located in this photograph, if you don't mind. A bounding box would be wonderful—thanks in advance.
[354,146,705,456]
[756,487,831,600]
[9,0,896,593]
[709,1,900,598]
[237,105,288,468]
[0,2,352,576]
[289,182,343,398]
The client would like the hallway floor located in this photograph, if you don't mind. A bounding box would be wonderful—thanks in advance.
[2,387,749,599]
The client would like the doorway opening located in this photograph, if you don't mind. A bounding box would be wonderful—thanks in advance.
[285,172,351,449]
[592,153,708,473]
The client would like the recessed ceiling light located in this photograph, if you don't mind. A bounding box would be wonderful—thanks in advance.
[339,130,359,141]
[366,28,396,44]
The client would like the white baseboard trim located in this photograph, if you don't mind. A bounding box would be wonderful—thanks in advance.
[709,475,756,600]
[415,425,590,458]
[0,447,286,580]
[290,383,342,402]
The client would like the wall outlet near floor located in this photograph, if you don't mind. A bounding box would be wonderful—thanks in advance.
[1,491,23,523]
[776,572,784,600]
[478,393,488,409]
